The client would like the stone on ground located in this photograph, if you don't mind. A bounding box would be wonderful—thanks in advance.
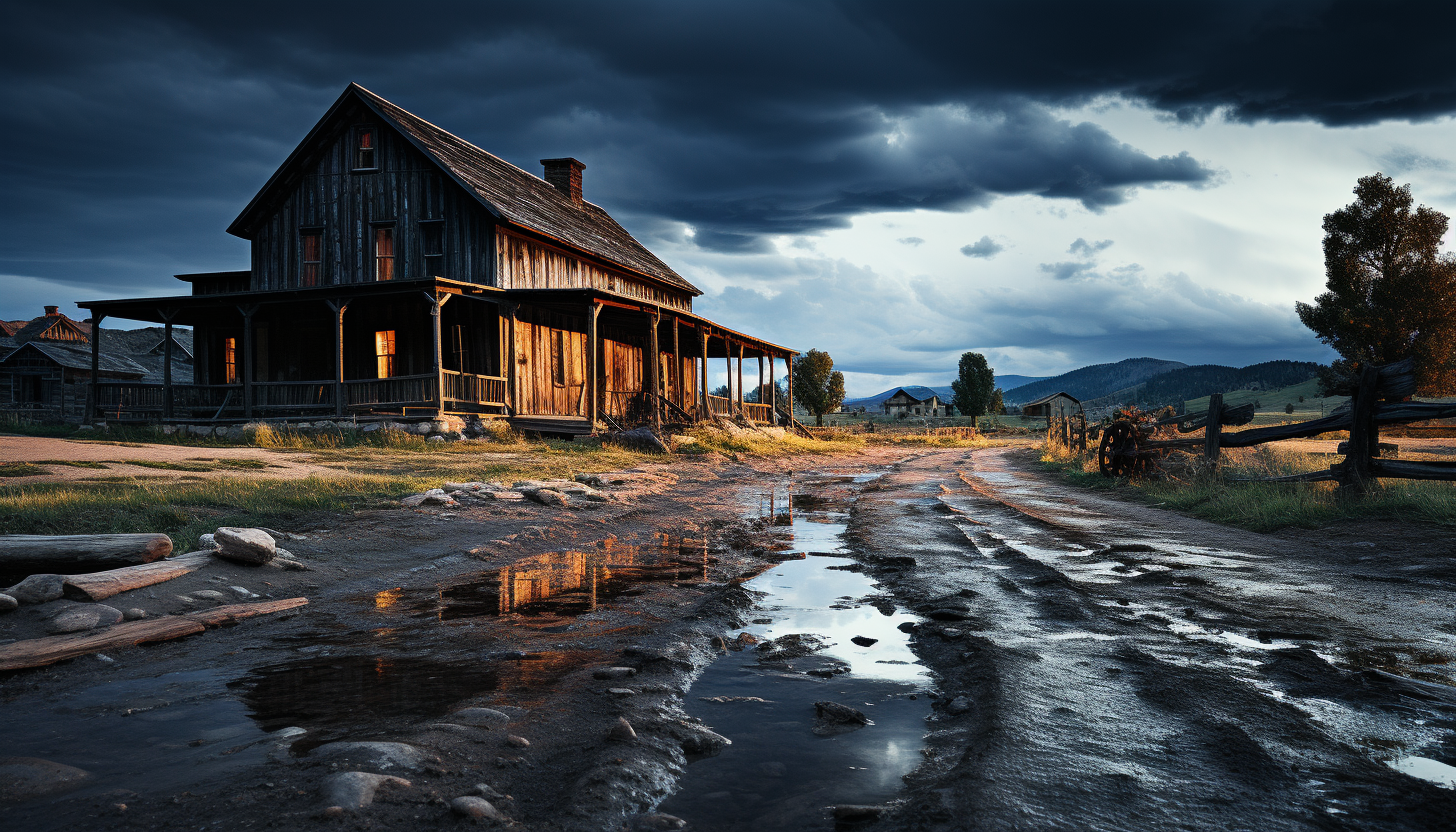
[5,574,64,605]
[450,795,504,820]
[0,757,92,802]
[319,771,410,810]
[449,707,511,728]
[47,604,123,634]
[0,593,17,613]
[309,741,440,773]
[607,717,637,742]
[213,527,277,565]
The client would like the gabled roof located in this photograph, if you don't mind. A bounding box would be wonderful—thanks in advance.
[885,386,941,404]
[229,84,699,297]
[1,341,148,377]
[13,312,91,345]
[0,320,26,337]
[1023,391,1081,407]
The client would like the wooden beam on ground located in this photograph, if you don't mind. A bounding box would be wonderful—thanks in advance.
[61,551,212,602]
[0,597,308,671]
[0,533,173,573]
[1371,459,1456,481]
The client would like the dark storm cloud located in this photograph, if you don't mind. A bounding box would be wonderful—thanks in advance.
[2,0,1454,313]
[960,236,1004,259]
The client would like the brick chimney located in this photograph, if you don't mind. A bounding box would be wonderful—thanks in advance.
[44,305,59,316]
[540,158,585,204]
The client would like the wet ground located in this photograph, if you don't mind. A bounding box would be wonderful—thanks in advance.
[3,444,1456,830]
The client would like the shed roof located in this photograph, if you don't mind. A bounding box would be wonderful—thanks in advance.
[1023,391,1081,408]
[12,312,92,345]
[886,386,941,403]
[229,84,699,297]
[1,342,148,377]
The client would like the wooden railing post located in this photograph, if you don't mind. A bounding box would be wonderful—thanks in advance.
[646,306,661,434]
[587,302,601,428]
[787,353,795,422]
[768,354,776,424]
[239,304,258,420]
[672,317,682,412]
[1204,392,1223,462]
[699,327,709,420]
[327,300,347,417]
[87,314,105,422]
[160,310,176,421]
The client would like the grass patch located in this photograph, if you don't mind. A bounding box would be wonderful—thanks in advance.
[33,459,110,469]
[117,459,217,472]
[213,458,272,470]
[0,462,49,477]
[1038,442,1456,531]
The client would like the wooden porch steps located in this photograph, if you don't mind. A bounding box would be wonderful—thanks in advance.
[509,415,594,437]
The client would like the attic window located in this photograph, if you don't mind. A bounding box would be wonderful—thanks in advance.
[419,220,443,278]
[373,226,395,281]
[354,127,377,171]
[300,230,322,287]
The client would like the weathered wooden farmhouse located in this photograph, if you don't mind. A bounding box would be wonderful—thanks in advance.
[0,306,194,422]
[80,84,796,434]
[1021,391,1081,421]
[883,387,955,418]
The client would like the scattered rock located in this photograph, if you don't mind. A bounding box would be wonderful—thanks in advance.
[191,590,229,604]
[449,707,511,729]
[926,608,969,621]
[47,604,123,634]
[607,717,637,742]
[319,771,410,810]
[897,621,918,634]
[606,426,671,454]
[484,490,525,501]
[0,594,17,613]
[528,488,570,507]
[677,724,731,756]
[850,635,878,647]
[814,700,872,727]
[945,696,973,715]
[608,688,637,697]
[505,735,530,748]
[450,795,504,821]
[628,813,687,831]
[197,533,217,550]
[213,527,277,565]
[709,635,727,650]
[756,632,826,661]
[593,666,637,680]
[420,489,456,506]
[309,741,440,773]
[474,783,508,800]
[274,557,310,571]
[0,757,92,802]
[121,608,147,621]
[400,494,428,507]
[699,696,772,704]
[5,574,64,605]
[229,585,257,599]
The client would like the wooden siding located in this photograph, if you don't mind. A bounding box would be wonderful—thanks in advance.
[497,229,692,312]
[514,308,588,417]
[0,353,82,422]
[249,101,496,290]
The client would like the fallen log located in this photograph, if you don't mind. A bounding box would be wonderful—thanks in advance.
[0,533,172,573]
[0,597,308,671]
[61,551,213,602]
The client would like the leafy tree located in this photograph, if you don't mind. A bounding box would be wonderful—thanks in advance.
[745,380,786,404]
[951,352,995,419]
[710,384,729,398]
[989,388,1005,416]
[792,350,846,426]
[1285,402,1295,414]
[1296,173,1456,395]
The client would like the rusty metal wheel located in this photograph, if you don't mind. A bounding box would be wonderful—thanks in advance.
[1098,420,1145,477]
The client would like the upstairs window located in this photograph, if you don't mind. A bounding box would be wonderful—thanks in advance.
[374,226,395,281]
[375,330,396,378]
[300,230,322,287]
[354,127,377,170]
[419,220,443,277]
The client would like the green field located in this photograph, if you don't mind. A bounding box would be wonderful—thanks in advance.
[1185,378,1348,425]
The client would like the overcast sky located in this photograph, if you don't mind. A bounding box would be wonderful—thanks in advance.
[5,1,1456,395]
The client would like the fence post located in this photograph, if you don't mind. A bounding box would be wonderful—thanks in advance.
[1342,364,1380,494]
[1204,393,1223,462]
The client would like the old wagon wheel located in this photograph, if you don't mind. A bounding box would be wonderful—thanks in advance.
[1098,420,1145,477]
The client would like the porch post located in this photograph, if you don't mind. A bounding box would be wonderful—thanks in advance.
[161,312,174,420]
[239,304,257,419]
[87,313,104,421]
[646,307,661,434]
[505,303,519,415]
[587,301,601,428]
[699,326,709,420]
[723,338,732,410]
[736,342,744,415]
[757,353,764,417]
[328,300,347,417]
[787,353,795,423]
[425,292,448,417]
[768,354,776,424]
[672,318,682,410]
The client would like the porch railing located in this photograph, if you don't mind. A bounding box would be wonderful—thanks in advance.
[743,402,773,423]
[442,370,506,407]
[252,380,334,410]
[344,374,436,408]
[706,394,735,418]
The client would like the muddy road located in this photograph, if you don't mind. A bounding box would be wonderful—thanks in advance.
[2,445,1455,830]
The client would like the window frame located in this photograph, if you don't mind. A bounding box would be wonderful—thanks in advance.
[374,330,397,379]
[223,336,239,384]
[299,227,324,287]
[372,223,396,282]
[418,219,444,278]
[352,126,379,172]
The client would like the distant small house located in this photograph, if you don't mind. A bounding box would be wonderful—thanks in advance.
[1021,391,1081,421]
[0,306,193,422]
[883,386,955,418]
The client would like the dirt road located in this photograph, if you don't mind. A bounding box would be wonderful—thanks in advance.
[2,445,1454,830]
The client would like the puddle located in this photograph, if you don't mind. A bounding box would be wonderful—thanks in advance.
[1387,755,1456,788]
[659,477,933,830]
[370,535,710,622]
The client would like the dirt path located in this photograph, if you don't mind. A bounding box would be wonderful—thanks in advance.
[851,446,1456,830]
[0,434,340,480]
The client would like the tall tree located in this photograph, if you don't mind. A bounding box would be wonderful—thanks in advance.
[792,349,846,426]
[1296,173,1456,394]
[951,352,995,418]
[989,387,1005,417]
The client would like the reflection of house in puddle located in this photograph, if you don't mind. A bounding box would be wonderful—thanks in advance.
[756,482,794,526]
[374,535,711,622]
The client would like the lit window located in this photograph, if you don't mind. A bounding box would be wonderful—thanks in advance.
[223,337,238,383]
[301,232,322,287]
[355,128,376,170]
[551,329,566,386]
[374,226,394,281]
[375,330,396,378]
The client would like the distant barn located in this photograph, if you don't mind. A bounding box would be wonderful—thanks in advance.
[883,386,955,418]
[1021,391,1081,421]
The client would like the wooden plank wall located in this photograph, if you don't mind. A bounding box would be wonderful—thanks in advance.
[515,308,588,417]
[249,101,495,290]
[497,229,692,312]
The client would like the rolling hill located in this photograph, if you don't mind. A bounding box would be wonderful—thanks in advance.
[1002,358,1188,405]
[844,374,1048,409]
[1133,361,1322,407]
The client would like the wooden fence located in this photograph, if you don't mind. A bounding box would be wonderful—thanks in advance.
[1096,358,1456,490]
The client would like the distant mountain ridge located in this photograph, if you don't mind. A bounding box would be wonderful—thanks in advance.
[1003,358,1188,405]
[844,374,1049,409]
[1132,361,1322,407]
